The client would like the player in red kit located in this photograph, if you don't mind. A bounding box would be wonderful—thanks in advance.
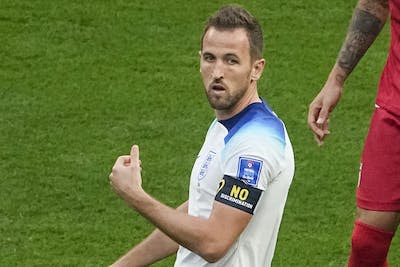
[308,0,400,266]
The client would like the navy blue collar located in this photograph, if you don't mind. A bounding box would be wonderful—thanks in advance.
[218,100,268,131]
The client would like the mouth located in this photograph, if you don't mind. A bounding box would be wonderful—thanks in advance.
[209,83,226,92]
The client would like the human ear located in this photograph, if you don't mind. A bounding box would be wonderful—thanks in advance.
[251,59,266,81]
[199,51,202,73]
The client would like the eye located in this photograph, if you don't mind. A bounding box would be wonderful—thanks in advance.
[203,53,215,62]
[227,57,239,65]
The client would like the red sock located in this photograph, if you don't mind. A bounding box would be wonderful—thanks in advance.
[348,220,394,267]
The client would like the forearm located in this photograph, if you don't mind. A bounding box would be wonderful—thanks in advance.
[335,0,389,81]
[111,202,188,267]
[111,229,178,267]
[109,147,251,263]
[125,190,248,263]
[127,191,212,258]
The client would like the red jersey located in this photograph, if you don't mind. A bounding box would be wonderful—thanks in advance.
[376,0,400,115]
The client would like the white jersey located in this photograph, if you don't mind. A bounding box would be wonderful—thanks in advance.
[174,101,295,267]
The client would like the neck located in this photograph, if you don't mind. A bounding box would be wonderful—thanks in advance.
[215,87,261,120]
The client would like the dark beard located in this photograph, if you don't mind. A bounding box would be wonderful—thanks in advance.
[206,87,247,112]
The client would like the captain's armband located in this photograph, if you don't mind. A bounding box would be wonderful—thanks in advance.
[215,175,262,214]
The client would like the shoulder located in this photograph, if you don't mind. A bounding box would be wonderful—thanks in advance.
[225,104,287,148]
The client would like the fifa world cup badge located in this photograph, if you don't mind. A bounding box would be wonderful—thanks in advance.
[237,157,263,186]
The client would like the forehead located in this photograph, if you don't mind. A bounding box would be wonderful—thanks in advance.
[202,27,250,57]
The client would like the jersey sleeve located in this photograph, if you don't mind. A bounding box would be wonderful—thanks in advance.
[222,130,286,190]
[214,123,287,214]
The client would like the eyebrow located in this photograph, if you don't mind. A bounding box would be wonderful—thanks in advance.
[202,51,213,56]
[224,53,239,58]
[201,51,239,58]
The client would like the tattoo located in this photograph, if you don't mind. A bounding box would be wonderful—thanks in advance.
[337,8,385,75]
[364,0,388,12]
[335,73,346,85]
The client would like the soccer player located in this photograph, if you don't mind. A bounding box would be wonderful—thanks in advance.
[109,5,294,267]
[308,0,400,266]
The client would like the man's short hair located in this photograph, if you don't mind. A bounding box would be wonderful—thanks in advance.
[201,5,264,61]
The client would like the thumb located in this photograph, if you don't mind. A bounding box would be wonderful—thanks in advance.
[130,145,140,166]
[316,106,329,125]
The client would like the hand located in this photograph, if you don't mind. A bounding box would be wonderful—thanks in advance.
[308,77,343,146]
[109,145,143,202]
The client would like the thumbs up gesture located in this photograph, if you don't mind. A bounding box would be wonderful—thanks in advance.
[109,145,143,202]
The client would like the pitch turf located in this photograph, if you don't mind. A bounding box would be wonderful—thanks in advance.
[1,0,398,266]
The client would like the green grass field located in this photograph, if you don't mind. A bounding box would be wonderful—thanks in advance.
[1,0,398,266]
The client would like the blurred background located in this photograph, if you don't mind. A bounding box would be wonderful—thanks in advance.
[1,0,396,266]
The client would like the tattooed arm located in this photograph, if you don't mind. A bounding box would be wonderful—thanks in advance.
[308,0,389,145]
[338,0,389,77]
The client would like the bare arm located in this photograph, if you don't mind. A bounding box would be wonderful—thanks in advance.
[337,0,389,78]
[125,193,250,263]
[110,146,252,263]
[308,0,389,145]
[110,202,188,267]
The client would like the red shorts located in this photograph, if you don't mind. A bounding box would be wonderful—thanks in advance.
[357,106,400,211]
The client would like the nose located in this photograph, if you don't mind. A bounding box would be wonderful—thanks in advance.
[211,60,224,80]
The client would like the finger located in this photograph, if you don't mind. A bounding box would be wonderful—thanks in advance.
[316,105,330,127]
[116,155,129,165]
[113,156,127,169]
[130,145,140,167]
[313,125,331,146]
[307,104,319,126]
[313,134,324,146]
[112,156,130,174]
[309,111,327,146]
[322,122,331,135]
[308,106,325,138]
[309,122,325,139]
[319,118,331,137]
[123,157,131,166]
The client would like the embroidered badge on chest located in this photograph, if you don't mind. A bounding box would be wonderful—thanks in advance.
[198,151,217,182]
[237,157,263,186]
